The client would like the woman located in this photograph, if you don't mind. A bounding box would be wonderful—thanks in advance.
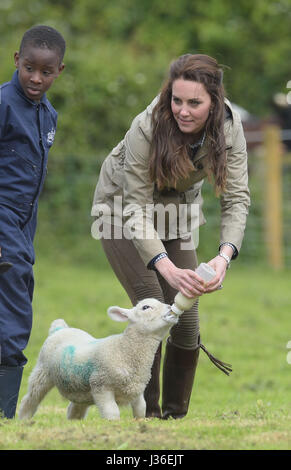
[92,54,250,419]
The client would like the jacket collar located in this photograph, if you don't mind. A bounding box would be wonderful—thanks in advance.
[188,131,206,160]
[190,100,234,163]
[11,70,49,108]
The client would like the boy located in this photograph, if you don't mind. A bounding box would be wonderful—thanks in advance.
[0,25,65,418]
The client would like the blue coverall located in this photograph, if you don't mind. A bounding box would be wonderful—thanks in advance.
[0,70,58,367]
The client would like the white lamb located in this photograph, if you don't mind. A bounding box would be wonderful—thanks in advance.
[18,298,178,420]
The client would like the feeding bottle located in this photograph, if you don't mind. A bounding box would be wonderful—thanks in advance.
[171,263,216,316]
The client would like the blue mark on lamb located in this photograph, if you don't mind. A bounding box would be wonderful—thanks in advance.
[60,345,94,390]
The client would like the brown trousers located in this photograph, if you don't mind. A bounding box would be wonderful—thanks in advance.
[101,233,200,350]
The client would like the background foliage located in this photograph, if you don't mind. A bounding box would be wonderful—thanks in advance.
[1,0,290,154]
[1,0,291,263]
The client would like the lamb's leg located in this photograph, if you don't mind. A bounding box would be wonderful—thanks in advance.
[131,394,146,418]
[92,389,120,420]
[18,365,53,420]
[67,402,89,420]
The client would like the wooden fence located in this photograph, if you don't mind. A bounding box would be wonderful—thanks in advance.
[246,125,291,269]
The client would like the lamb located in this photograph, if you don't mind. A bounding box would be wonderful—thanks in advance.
[18,298,178,420]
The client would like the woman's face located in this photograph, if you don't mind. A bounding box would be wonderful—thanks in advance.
[171,78,212,135]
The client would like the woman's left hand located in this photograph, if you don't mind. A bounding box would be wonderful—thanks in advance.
[204,255,228,292]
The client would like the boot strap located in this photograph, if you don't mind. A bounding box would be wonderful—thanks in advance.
[199,343,232,376]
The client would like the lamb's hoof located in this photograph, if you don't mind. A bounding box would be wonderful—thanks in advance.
[0,262,13,274]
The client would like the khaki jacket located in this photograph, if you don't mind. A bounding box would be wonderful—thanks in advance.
[92,97,250,266]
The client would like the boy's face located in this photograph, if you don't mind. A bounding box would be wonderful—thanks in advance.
[14,46,64,102]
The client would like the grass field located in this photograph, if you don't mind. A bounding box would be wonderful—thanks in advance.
[1,242,291,451]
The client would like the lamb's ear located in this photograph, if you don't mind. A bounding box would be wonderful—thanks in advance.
[107,306,132,322]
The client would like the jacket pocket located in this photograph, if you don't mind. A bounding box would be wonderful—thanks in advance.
[111,140,126,167]
[109,140,126,188]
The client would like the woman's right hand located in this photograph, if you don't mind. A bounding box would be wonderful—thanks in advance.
[154,256,206,298]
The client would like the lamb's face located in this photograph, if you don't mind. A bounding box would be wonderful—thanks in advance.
[107,298,178,338]
[130,298,178,335]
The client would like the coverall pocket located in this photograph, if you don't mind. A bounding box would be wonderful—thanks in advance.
[0,146,40,203]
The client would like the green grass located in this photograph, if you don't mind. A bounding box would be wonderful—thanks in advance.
[1,244,291,450]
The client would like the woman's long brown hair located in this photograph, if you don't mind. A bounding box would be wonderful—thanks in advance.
[149,54,227,193]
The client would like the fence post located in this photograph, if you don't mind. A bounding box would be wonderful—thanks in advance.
[264,125,283,269]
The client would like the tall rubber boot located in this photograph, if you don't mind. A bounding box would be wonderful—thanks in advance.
[162,339,199,419]
[144,342,162,418]
[0,366,24,419]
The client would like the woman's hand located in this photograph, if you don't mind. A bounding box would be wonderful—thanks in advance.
[204,255,228,292]
[154,257,206,298]
[205,245,234,292]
